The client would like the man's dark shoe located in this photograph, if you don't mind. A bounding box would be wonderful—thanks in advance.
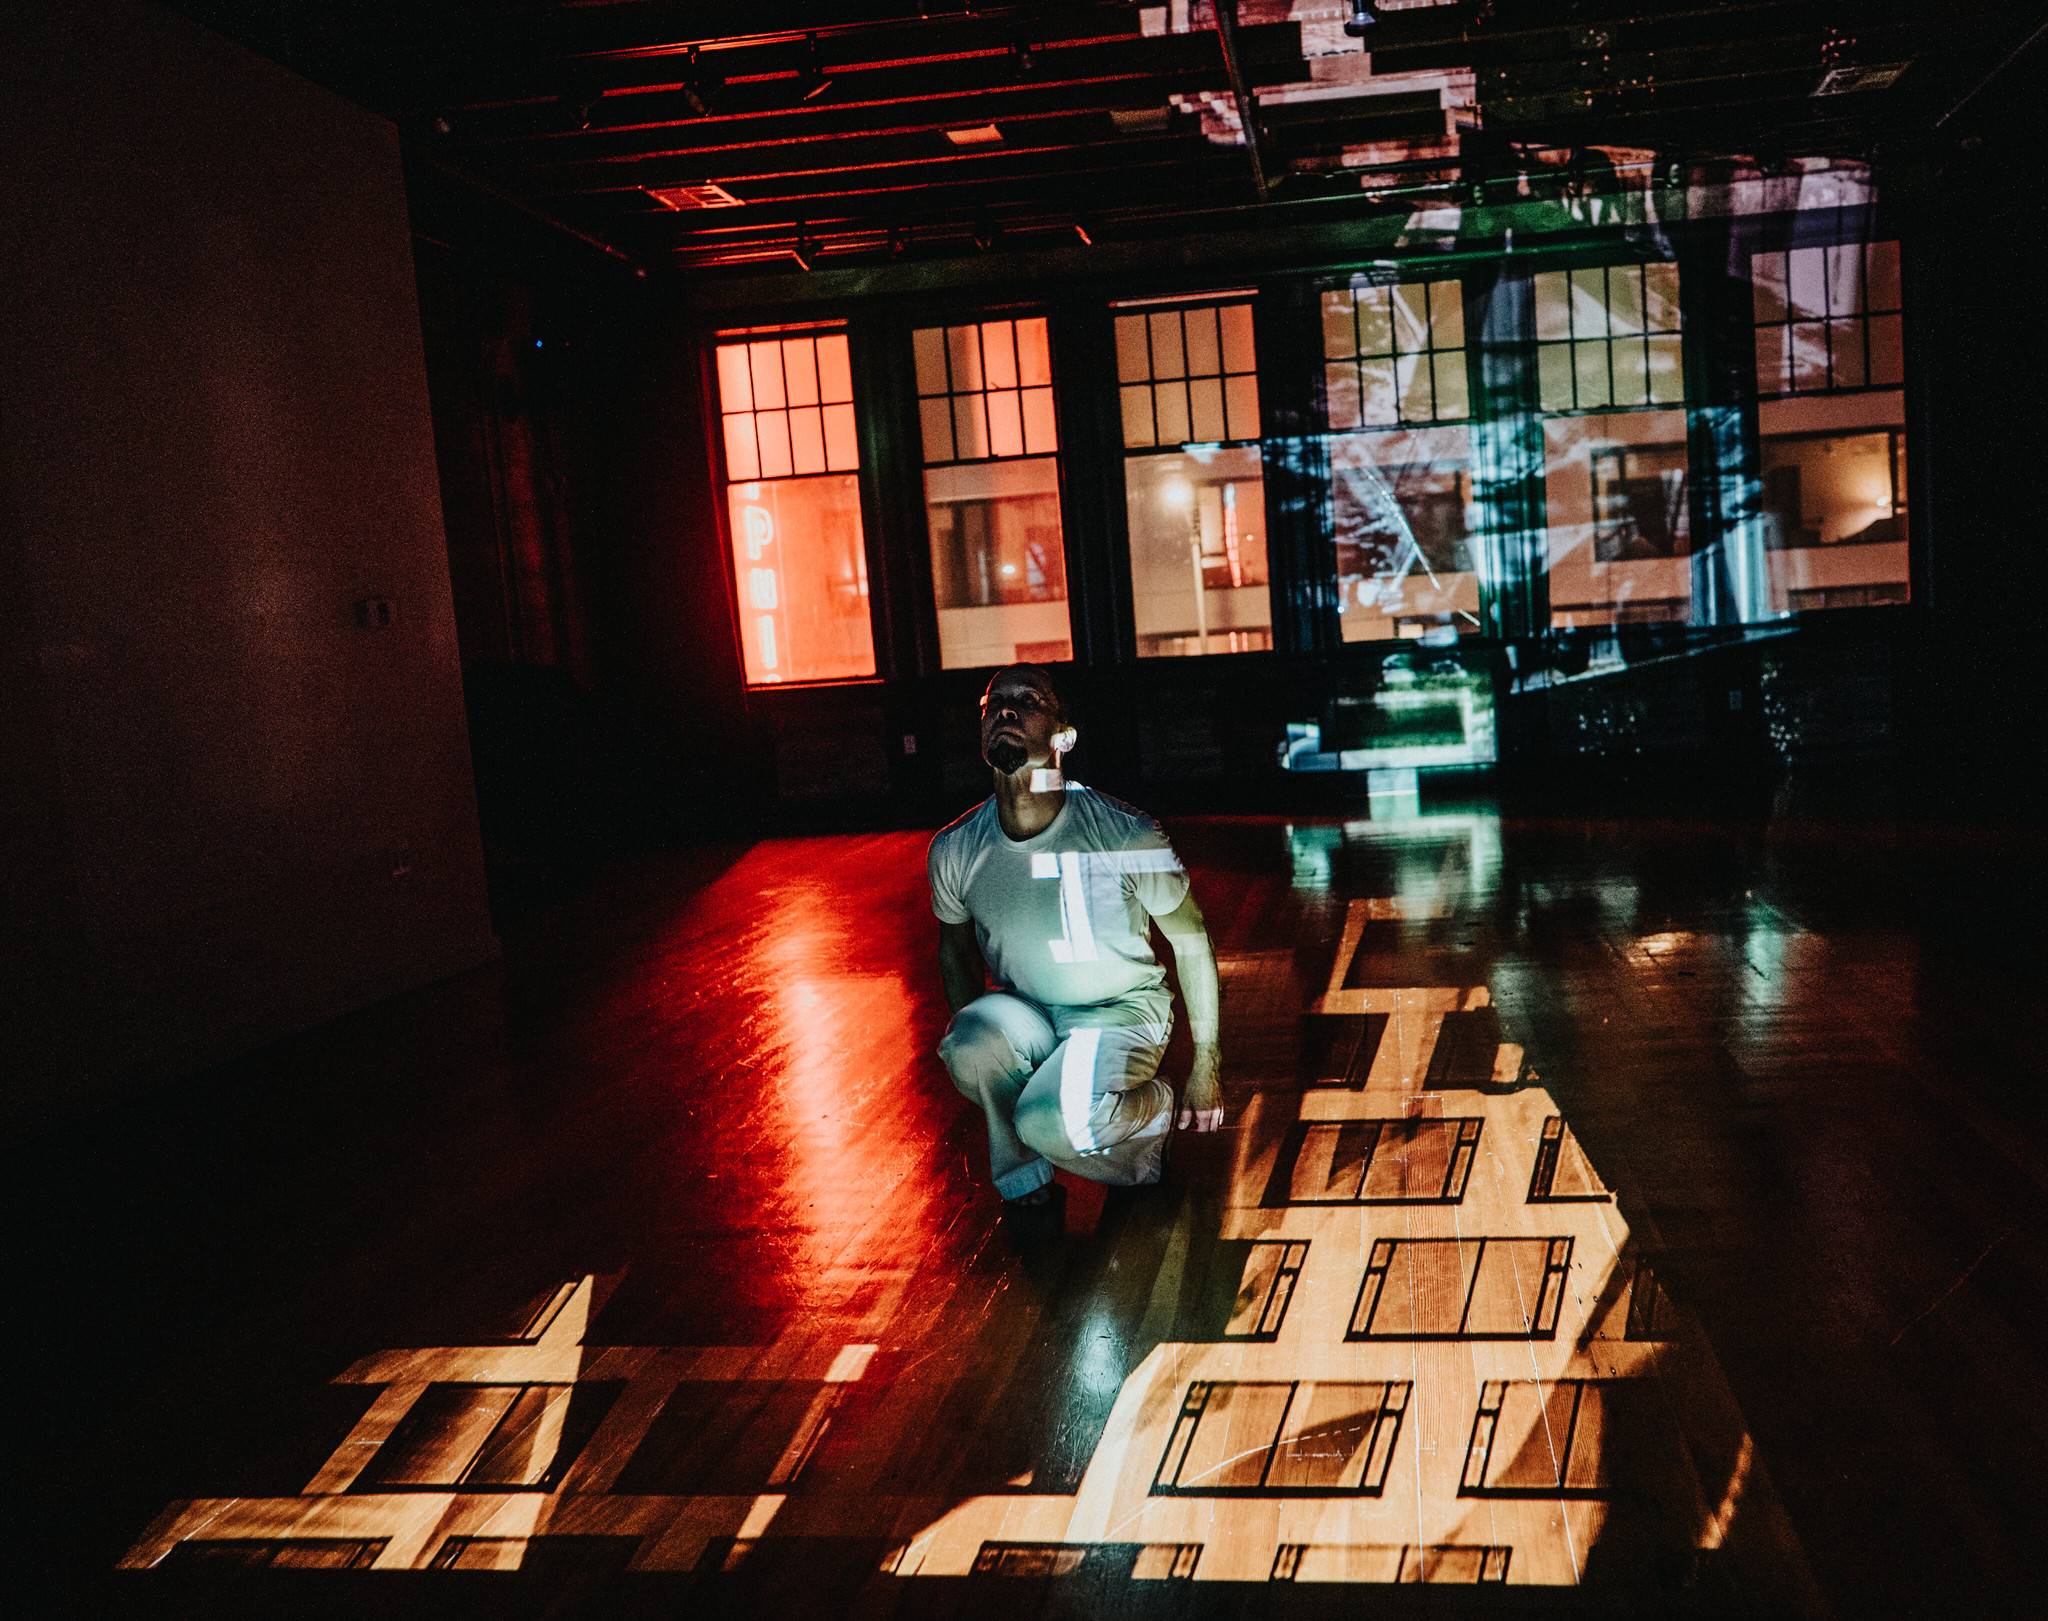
[1000,1180,1067,1245]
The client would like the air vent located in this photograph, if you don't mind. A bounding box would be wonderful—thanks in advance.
[944,124,1004,146]
[647,183,742,210]
[1815,61,1910,96]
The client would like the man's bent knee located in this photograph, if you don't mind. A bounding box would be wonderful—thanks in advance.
[1012,1093,1067,1162]
[939,1008,1027,1102]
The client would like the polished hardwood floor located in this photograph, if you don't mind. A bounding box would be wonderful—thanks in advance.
[33,794,2046,1617]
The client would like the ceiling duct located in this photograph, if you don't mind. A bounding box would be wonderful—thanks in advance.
[648,183,743,210]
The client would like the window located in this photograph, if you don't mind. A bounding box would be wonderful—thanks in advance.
[1116,300,1272,657]
[914,318,1073,667]
[1321,277,1479,642]
[1750,242,1909,614]
[1533,263,1683,412]
[1152,1380,1410,1495]
[714,331,875,684]
[1117,302,1261,448]
[1534,263,1692,628]
[1752,242,1902,397]
[1322,281,1469,429]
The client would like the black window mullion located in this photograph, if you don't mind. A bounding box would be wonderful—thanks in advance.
[1602,267,1618,406]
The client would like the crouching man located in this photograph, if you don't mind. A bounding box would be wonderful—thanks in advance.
[929,664,1222,1221]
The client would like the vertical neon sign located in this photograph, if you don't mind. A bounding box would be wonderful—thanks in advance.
[739,487,785,679]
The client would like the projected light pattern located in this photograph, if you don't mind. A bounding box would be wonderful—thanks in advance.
[124,816,1807,1596]
[1281,652,1496,772]
[1031,844,1185,964]
[888,813,1806,1589]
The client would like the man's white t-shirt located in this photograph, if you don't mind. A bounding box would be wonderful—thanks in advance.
[927,783,1190,1013]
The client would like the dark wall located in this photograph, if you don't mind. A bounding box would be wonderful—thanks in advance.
[1890,86,2048,819]
[1,1,496,1115]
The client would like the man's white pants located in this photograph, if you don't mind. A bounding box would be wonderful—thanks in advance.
[938,991,1174,1200]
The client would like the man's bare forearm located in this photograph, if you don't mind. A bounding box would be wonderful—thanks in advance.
[1170,930,1220,1047]
[939,947,985,1014]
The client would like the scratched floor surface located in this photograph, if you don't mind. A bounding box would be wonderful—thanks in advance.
[33,805,2045,1617]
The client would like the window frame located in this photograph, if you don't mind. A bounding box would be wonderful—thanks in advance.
[1110,290,1280,661]
[909,311,1079,671]
[705,321,888,691]
[1749,239,1904,400]
[1530,258,1686,418]
[1741,232,1915,621]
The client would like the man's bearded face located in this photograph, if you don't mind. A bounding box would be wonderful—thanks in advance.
[980,675,1059,778]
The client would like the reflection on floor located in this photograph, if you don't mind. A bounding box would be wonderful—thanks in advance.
[116,812,1814,1602]
[67,807,2040,1613]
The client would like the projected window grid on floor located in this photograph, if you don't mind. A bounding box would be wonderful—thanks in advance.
[162,1539,388,1569]
[1225,1239,1308,1339]
[1262,1118,1482,1206]
[1116,296,1271,658]
[1321,280,1468,429]
[970,1542,1202,1579]
[1534,262,1683,412]
[1460,1379,1647,1496]
[1300,1012,1386,1086]
[1527,1115,1613,1201]
[352,1382,613,1491]
[1349,1236,1573,1339]
[1624,1253,1670,1340]
[612,1379,841,1493]
[913,318,1072,668]
[1270,1544,1511,1583]
[434,1535,640,1573]
[713,327,874,685]
[1152,1379,1410,1496]
[1751,241,1902,396]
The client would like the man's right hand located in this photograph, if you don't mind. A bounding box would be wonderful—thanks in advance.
[1177,1044,1224,1132]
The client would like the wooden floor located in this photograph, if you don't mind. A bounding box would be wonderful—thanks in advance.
[33,799,2047,1617]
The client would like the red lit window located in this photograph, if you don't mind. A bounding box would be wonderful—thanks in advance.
[713,332,874,684]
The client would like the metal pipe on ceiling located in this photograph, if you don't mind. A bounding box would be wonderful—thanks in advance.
[1211,0,1269,205]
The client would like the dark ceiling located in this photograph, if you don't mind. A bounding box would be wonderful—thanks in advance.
[170,1,2041,277]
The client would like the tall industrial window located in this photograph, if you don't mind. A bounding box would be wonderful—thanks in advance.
[714,331,874,685]
[1322,279,1479,643]
[913,318,1072,668]
[1533,263,1693,628]
[1533,263,1683,412]
[1750,241,1908,614]
[1116,299,1270,657]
